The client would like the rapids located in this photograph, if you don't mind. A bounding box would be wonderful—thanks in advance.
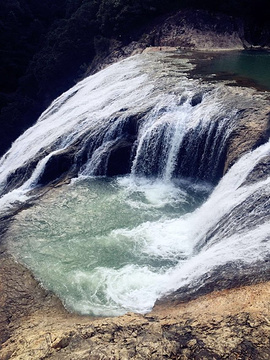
[0,52,269,316]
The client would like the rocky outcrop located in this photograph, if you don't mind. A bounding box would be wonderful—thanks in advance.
[143,10,245,51]
[224,106,270,172]
[89,9,248,74]
[0,253,67,348]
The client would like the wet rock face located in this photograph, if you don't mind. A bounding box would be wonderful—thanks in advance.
[156,259,270,308]
[106,139,134,176]
[224,106,270,173]
[3,159,39,195]
[37,150,76,186]
[190,92,203,107]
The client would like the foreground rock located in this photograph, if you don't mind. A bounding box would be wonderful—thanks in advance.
[0,252,269,359]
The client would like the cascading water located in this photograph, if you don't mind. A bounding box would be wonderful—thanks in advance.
[0,52,269,316]
[0,52,242,205]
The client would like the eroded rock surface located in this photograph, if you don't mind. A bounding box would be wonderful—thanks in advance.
[224,105,270,172]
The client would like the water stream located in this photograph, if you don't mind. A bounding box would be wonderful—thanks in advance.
[1,52,269,316]
[190,50,270,90]
[7,177,209,315]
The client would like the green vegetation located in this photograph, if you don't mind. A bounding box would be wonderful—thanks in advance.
[0,0,269,156]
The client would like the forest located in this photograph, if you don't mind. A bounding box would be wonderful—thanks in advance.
[0,0,269,156]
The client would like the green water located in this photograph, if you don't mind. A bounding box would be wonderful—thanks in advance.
[193,50,270,91]
[7,176,210,316]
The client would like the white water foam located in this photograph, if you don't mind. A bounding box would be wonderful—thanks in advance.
[1,52,269,316]
[0,52,242,211]
[6,137,270,316]
[81,140,270,314]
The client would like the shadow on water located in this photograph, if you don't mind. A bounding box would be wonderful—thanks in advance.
[186,50,270,91]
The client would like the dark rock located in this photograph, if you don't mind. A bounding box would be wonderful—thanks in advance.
[3,159,39,195]
[190,93,203,106]
[106,139,134,176]
[37,149,76,186]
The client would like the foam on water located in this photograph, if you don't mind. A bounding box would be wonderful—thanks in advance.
[5,136,270,315]
[117,177,190,209]
[0,52,242,207]
[1,52,269,316]
[6,175,209,315]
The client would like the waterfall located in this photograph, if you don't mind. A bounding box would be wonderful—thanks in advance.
[0,53,244,210]
[1,52,269,316]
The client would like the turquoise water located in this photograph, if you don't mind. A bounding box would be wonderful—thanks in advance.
[7,176,210,316]
[194,50,270,91]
